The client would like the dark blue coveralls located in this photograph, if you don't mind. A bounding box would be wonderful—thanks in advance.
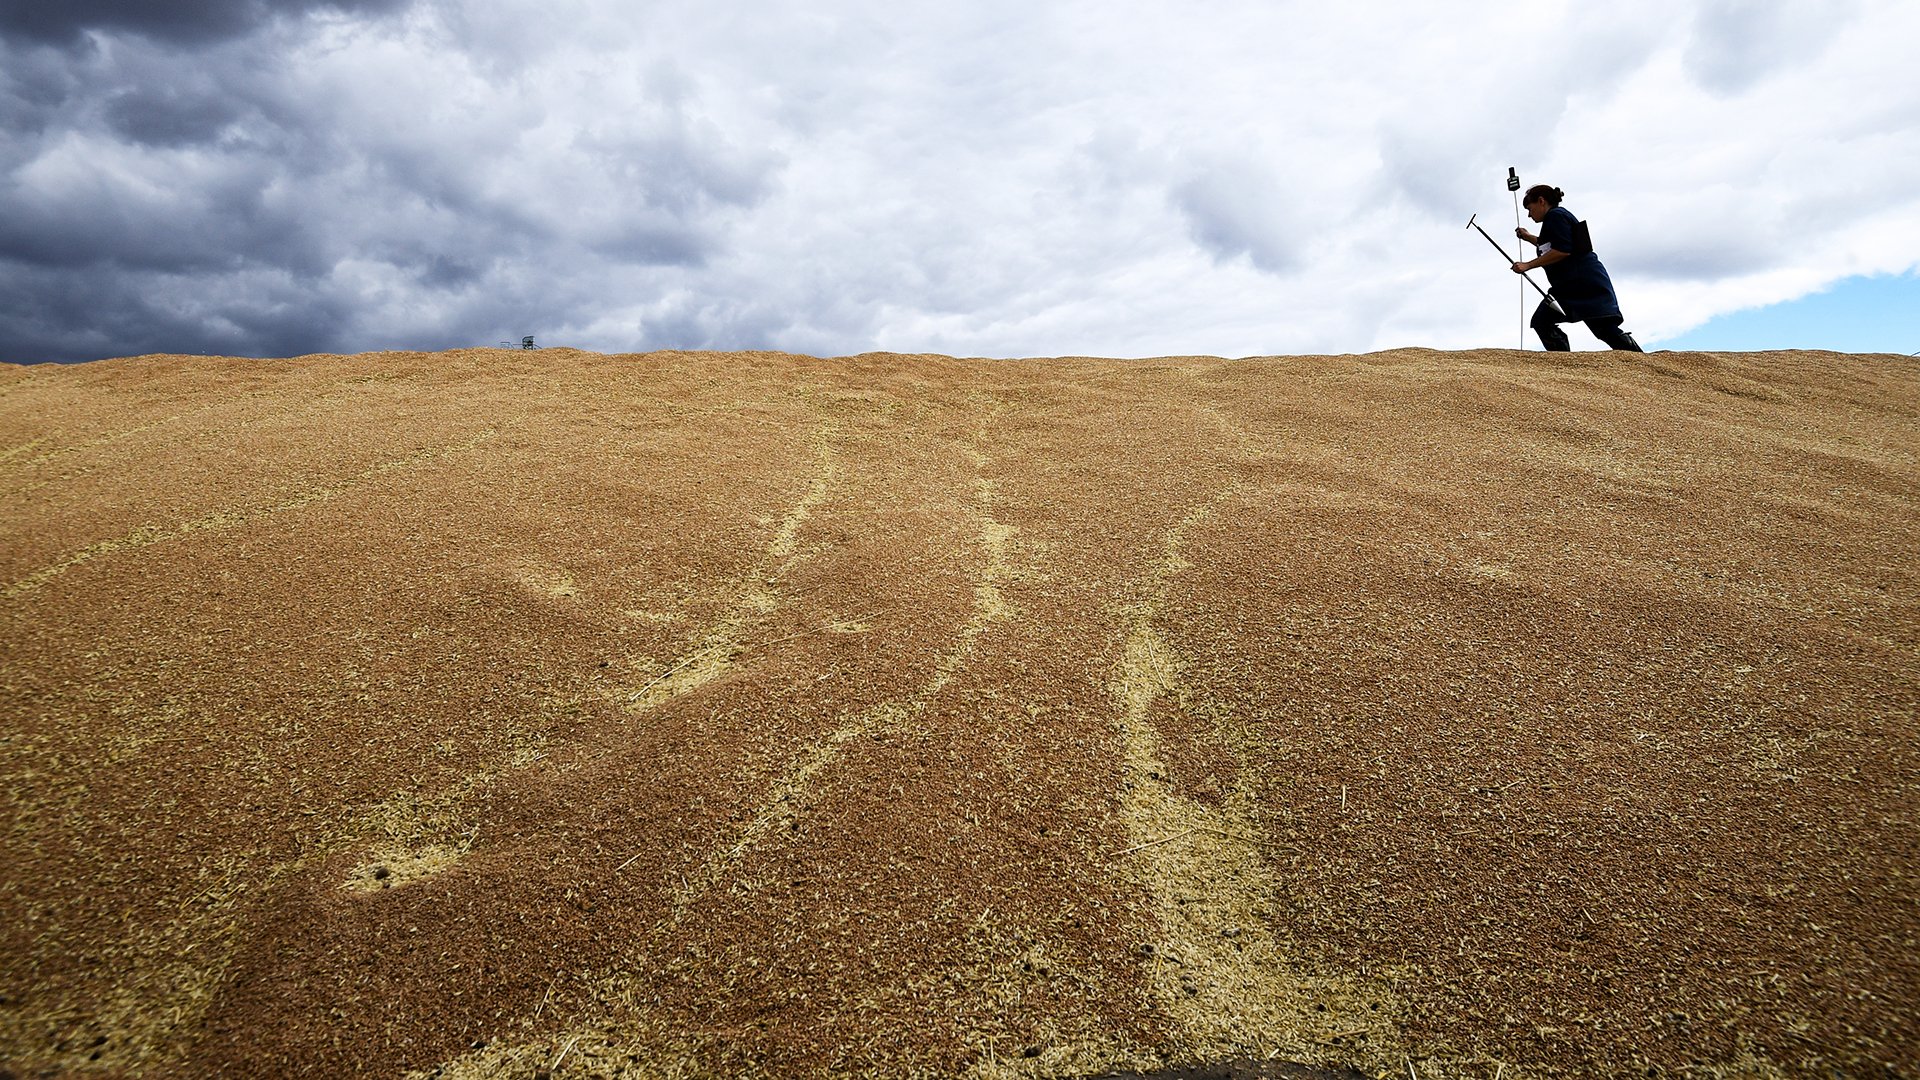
[1532,205,1642,352]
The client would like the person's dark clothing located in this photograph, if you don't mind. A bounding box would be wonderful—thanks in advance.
[1531,297,1641,352]
[1529,204,1641,351]
[1536,205,1621,320]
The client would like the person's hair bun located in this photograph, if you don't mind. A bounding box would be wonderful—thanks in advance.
[1522,184,1565,207]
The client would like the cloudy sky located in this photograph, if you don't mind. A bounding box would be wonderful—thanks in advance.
[3,0,1917,364]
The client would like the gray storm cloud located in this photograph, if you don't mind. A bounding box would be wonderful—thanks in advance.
[0,7,785,362]
[2,1,1917,363]
[0,0,413,47]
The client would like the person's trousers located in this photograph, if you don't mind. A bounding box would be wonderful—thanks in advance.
[1532,298,1643,352]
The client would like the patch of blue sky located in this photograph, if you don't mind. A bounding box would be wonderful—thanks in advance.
[1653,272,1920,355]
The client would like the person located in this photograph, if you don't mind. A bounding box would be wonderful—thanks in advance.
[1512,185,1642,352]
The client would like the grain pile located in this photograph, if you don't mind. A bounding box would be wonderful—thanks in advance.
[1,347,1914,1079]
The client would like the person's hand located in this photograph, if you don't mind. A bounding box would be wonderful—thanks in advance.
[1511,261,1529,274]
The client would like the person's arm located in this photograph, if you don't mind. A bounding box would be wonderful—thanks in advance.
[1514,227,1540,245]
[1512,248,1571,273]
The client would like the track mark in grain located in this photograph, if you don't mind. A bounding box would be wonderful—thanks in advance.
[4,416,183,472]
[4,430,189,501]
[515,566,581,601]
[321,701,566,892]
[3,428,501,599]
[624,422,840,714]
[0,731,296,1076]
[0,382,437,502]
[406,1027,719,1080]
[337,774,493,892]
[0,436,49,463]
[0,702,556,1076]
[669,408,1024,909]
[1110,493,1402,1065]
[418,407,1033,1080]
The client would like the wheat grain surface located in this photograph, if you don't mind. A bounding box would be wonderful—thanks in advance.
[1,347,1914,1079]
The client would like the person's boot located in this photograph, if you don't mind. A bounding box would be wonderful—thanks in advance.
[1592,319,1642,352]
[1532,317,1571,351]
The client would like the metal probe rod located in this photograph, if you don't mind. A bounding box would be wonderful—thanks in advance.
[1467,214,1564,314]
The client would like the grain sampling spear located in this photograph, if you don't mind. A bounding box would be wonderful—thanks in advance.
[1467,213,1566,319]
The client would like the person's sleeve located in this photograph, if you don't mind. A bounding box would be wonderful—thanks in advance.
[1539,210,1574,253]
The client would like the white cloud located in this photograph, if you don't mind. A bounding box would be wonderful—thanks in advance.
[1683,0,1858,94]
[2,0,1917,361]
